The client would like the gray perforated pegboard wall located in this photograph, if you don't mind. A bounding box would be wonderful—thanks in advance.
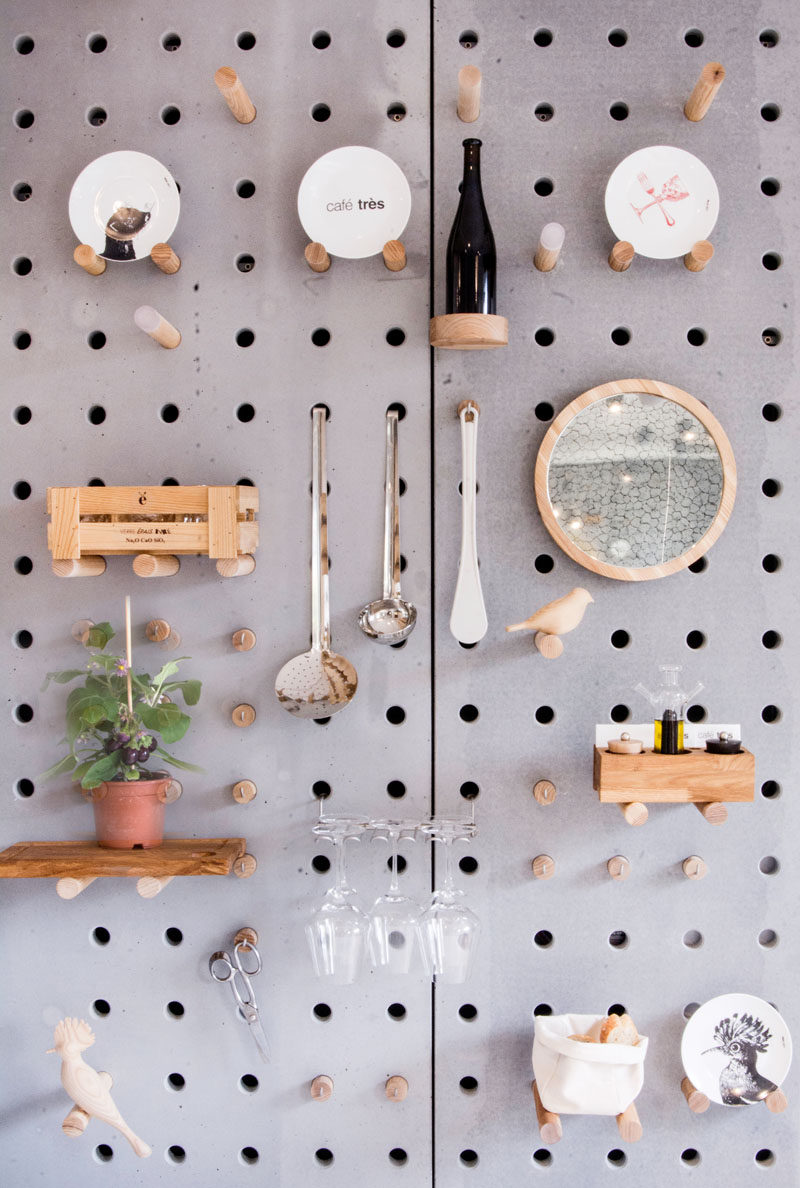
[2,1,797,1185]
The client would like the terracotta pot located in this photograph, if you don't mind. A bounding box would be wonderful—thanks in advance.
[88,776,173,849]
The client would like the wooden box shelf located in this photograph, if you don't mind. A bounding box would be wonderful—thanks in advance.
[593,746,754,825]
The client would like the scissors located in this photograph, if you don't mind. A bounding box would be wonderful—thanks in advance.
[209,938,270,1063]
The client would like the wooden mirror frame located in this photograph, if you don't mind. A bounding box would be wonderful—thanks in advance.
[534,378,737,581]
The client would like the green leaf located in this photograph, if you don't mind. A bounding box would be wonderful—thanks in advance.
[165,679,202,706]
[72,760,95,783]
[139,703,191,743]
[153,660,181,685]
[81,752,123,789]
[41,669,87,690]
[66,688,119,743]
[155,747,204,773]
[39,753,77,781]
[85,622,115,649]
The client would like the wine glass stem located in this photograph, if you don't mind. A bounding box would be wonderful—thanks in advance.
[441,838,456,895]
[333,836,348,894]
[388,832,400,894]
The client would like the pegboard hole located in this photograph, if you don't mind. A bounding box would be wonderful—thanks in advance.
[87,331,106,351]
[13,405,32,424]
[761,704,781,724]
[762,402,782,423]
[762,327,781,347]
[534,402,554,421]
[458,480,480,495]
[386,327,406,346]
[398,477,407,496]
[14,109,35,129]
[14,556,33,575]
[459,641,478,649]
[534,177,554,196]
[387,780,406,799]
[533,28,553,47]
[160,105,181,125]
[609,102,629,121]
[13,704,33,724]
[311,328,330,347]
[91,926,110,946]
[236,328,255,348]
[759,856,780,876]
[459,30,479,49]
[760,103,781,122]
[236,179,256,199]
[87,34,107,53]
[759,929,778,948]
[611,629,630,649]
[386,30,406,48]
[761,780,781,800]
[312,1003,331,1021]
[240,1073,260,1090]
[311,103,331,122]
[459,704,479,723]
[607,1149,627,1167]
[755,1149,775,1166]
[93,1144,114,1163]
[161,32,181,51]
[534,104,554,122]
[312,855,331,873]
[683,1002,700,1019]
[160,404,180,424]
[315,1149,334,1166]
[761,630,782,650]
[166,1146,186,1164]
[459,856,478,875]
[686,704,706,723]
[609,931,629,949]
[237,403,255,423]
[686,630,706,649]
[386,856,408,879]
[534,554,554,574]
[162,477,179,486]
[312,716,331,726]
[12,256,32,276]
[164,927,183,946]
[87,408,107,431]
[93,998,111,1016]
[534,930,553,949]
[389,1149,408,1165]
[610,704,630,723]
[760,29,779,48]
[87,477,105,486]
[534,327,555,347]
[166,1073,185,1091]
[459,1003,478,1021]
[607,1003,627,1018]
[237,477,255,486]
[86,106,107,127]
[14,331,31,350]
[236,31,256,50]
[14,34,34,54]
[760,177,780,197]
[388,1003,407,1020]
[390,639,407,650]
[611,326,631,345]
[682,931,703,949]
[684,28,704,47]
[687,327,707,346]
[12,482,31,501]
[311,30,331,50]
[761,478,782,501]
[535,706,555,725]
[688,556,708,574]
[762,252,782,271]
[608,28,628,47]
[14,778,33,798]
[240,1147,259,1165]
[13,629,33,649]
[533,1148,553,1166]
[12,182,32,202]
[236,254,255,272]
[387,103,407,122]
[166,1000,184,1018]
[459,1076,479,1094]
[533,1003,553,1016]
[312,780,331,800]
[386,705,406,725]
[460,781,480,800]
[387,401,407,420]
[459,1150,478,1167]
[762,554,781,573]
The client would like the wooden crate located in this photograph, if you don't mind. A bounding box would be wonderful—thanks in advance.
[593,746,755,805]
[47,485,258,561]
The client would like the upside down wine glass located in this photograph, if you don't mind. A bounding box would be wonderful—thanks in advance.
[418,818,480,984]
[306,817,369,984]
[368,821,422,976]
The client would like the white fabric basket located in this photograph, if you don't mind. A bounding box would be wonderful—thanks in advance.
[532,1014,648,1116]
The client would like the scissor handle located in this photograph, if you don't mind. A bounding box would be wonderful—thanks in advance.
[234,939,262,977]
[209,950,235,982]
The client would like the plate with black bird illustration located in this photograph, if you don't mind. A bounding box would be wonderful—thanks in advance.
[682,993,792,1106]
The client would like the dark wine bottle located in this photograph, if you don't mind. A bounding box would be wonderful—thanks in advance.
[446,138,496,315]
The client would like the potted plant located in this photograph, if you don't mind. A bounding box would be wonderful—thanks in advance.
[41,621,202,849]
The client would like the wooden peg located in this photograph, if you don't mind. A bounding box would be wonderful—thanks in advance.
[232,779,257,804]
[534,223,565,272]
[616,1100,642,1142]
[71,619,95,643]
[216,554,256,577]
[684,240,714,272]
[232,628,257,652]
[765,1087,788,1114]
[681,1075,710,1113]
[52,557,106,578]
[145,618,171,643]
[232,703,256,728]
[682,855,708,880]
[158,780,182,804]
[63,1072,112,1135]
[532,854,555,880]
[134,305,181,349]
[609,241,634,272]
[73,244,106,275]
[56,876,97,899]
[234,927,258,949]
[694,801,727,825]
[132,554,180,577]
[214,66,256,123]
[382,240,406,271]
[533,779,557,806]
[385,1075,409,1101]
[532,1081,562,1144]
[310,1075,333,1101]
[429,312,508,349]
[150,243,181,274]
[136,875,175,898]
[618,801,648,826]
[305,242,331,273]
[233,853,257,878]
[607,855,630,881]
[457,65,482,122]
[684,62,726,121]
[534,631,564,659]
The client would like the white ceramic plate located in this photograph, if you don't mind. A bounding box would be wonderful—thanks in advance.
[69,151,180,263]
[605,146,719,259]
[297,146,411,259]
[681,993,792,1107]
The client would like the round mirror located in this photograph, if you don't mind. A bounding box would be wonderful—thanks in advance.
[535,379,736,580]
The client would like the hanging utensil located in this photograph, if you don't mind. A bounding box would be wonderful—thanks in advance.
[450,400,487,644]
[209,937,270,1063]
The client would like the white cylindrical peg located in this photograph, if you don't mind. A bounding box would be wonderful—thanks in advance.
[134,305,181,349]
[136,875,175,899]
[56,876,97,899]
[132,554,180,577]
[150,243,181,274]
[684,62,726,121]
[73,244,106,275]
[534,223,565,272]
[457,65,482,122]
[216,554,256,577]
[214,66,257,123]
[52,557,106,578]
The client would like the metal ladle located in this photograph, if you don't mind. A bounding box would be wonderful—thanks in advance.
[358,410,417,643]
[275,407,358,718]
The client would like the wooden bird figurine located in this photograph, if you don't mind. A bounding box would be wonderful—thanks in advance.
[47,1018,151,1157]
[506,587,593,658]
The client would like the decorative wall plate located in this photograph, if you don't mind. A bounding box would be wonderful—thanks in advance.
[69,151,180,263]
[682,994,792,1107]
[297,146,411,258]
[605,146,719,258]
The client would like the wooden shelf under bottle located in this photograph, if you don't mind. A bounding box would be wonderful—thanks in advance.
[429,313,508,349]
[593,746,754,824]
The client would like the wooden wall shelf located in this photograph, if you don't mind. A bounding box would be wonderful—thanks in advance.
[593,746,754,825]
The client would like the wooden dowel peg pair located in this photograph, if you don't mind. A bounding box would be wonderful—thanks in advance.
[310,1075,408,1101]
[532,1081,642,1144]
[609,239,714,273]
[74,243,180,275]
[304,240,407,273]
[681,1075,787,1114]
[214,67,256,124]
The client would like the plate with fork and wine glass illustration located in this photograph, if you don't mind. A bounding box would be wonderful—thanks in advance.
[605,145,719,258]
[682,993,792,1107]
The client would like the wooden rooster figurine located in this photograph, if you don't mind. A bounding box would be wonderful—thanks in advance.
[48,1017,151,1157]
[506,587,594,658]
